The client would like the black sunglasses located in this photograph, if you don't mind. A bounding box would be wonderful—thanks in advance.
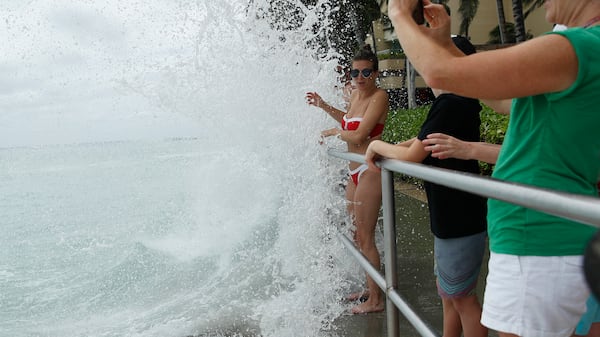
[350,68,374,78]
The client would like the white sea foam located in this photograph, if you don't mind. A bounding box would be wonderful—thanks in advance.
[0,0,360,336]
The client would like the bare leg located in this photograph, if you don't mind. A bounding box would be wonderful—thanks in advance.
[573,322,600,337]
[349,169,384,314]
[587,323,600,337]
[345,179,357,242]
[344,180,371,302]
[441,297,462,337]
[346,289,369,301]
[451,295,487,337]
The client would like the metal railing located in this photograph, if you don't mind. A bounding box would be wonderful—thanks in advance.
[328,149,600,337]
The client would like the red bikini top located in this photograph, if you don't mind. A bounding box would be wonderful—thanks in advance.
[341,115,385,138]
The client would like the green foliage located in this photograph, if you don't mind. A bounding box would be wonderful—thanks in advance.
[382,105,429,144]
[382,103,509,176]
[377,52,406,60]
[479,104,509,175]
[381,105,429,185]
[479,104,509,145]
[488,22,533,44]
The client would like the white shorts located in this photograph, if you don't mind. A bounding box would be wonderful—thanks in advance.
[481,253,589,337]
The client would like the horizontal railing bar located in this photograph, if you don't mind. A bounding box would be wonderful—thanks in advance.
[328,149,600,228]
[337,231,440,337]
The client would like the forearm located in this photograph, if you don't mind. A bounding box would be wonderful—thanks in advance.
[396,137,417,147]
[319,102,346,123]
[388,5,460,88]
[323,128,369,146]
[369,140,410,161]
[469,142,501,164]
[424,133,501,163]
[306,91,346,122]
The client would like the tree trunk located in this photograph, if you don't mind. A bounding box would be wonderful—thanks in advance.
[495,0,508,44]
[512,0,526,42]
[458,0,480,39]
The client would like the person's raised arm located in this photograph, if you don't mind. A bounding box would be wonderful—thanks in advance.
[387,0,578,100]
[306,91,346,123]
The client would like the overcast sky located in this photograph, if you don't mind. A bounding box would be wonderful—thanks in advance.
[0,0,208,147]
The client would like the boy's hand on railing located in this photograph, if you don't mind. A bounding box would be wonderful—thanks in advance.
[365,140,383,172]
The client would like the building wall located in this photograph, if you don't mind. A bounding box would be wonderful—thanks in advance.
[371,1,555,92]
[446,0,553,44]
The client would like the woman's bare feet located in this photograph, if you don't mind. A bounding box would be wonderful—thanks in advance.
[350,297,384,314]
[346,289,370,302]
[351,301,384,314]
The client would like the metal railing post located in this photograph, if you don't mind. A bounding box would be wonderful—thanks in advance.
[382,168,400,337]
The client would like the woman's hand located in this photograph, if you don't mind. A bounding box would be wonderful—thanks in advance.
[365,140,383,172]
[318,128,341,145]
[422,133,470,160]
[321,128,340,138]
[306,92,324,108]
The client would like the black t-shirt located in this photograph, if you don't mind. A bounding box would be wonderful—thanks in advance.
[417,93,487,239]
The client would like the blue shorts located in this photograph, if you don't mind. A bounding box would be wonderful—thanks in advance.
[433,231,486,298]
[575,295,600,335]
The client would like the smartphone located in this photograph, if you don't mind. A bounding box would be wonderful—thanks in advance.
[412,0,425,25]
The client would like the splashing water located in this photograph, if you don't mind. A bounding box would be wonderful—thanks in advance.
[0,0,369,336]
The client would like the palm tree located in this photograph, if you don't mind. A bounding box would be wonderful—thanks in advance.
[335,0,380,62]
[512,0,526,42]
[523,0,545,20]
[488,22,533,44]
[495,0,508,43]
[495,0,544,44]
[350,0,382,49]
[457,0,479,38]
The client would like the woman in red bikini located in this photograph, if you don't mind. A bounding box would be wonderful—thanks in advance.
[306,45,389,314]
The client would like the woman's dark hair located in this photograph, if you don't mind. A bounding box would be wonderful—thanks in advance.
[352,44,378,71]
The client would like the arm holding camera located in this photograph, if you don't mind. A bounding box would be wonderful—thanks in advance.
[306,91,346,123]
[387,0,578,100]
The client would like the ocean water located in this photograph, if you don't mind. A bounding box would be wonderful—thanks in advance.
[1,138,362,337]
[1,1,367,336]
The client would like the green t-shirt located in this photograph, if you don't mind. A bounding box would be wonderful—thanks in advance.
[488,27,600,256]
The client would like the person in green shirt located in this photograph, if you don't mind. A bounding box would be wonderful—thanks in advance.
[382,0,600,336]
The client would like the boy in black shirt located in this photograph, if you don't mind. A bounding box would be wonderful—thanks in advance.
[365,36,488,337]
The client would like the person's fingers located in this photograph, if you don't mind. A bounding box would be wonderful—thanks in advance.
[423,2,443,19]
[426,133,448,140]
[367,160,381,172]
